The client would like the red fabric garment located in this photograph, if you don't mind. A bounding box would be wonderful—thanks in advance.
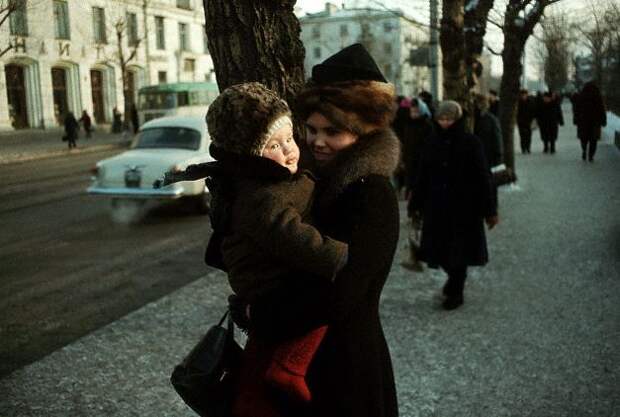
[266,325,327,402]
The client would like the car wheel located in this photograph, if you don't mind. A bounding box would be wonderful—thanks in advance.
[192,192,211,215]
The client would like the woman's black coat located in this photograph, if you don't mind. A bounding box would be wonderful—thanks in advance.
[249,129,401,417]
[411,119,496,269]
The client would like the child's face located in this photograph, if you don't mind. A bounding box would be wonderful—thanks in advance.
[305,112,359,166]
[261,124,300,174]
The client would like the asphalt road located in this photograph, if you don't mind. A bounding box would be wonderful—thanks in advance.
[0,150,213,377]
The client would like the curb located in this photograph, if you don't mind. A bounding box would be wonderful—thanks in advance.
[0,142,131,166]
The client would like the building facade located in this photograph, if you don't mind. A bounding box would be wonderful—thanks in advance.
[299,3,432,98]
[0,0,213,130]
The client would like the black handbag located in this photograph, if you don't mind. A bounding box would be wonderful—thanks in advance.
[171,310,243,417]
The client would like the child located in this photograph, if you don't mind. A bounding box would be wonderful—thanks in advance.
[204,82,347,412]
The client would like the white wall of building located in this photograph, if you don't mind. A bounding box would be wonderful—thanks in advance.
[299,5,431,98]
[0,0,213,130]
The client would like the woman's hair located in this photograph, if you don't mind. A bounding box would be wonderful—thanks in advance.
[296,43,396,136]
[295,80,395,136]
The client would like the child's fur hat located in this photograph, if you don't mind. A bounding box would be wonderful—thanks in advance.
[207,82,291,156]
[295,43,395,136]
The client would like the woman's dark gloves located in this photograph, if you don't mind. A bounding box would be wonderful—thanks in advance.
[228,294,251,333]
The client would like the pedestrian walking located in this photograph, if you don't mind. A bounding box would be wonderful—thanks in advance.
[410,100,499,310]
[111,107,123,134]
[402,98,434,271]
[536,91,564,154]
[573,81,607,162]
[391,95,410,196]
[63,111,79,149]
[79,110,93,138]
[202,82,348,415]
[474,93,503,168]
[517,89,536,154]
[230,43,401,417]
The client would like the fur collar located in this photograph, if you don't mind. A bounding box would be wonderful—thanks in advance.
[316,128,400,208]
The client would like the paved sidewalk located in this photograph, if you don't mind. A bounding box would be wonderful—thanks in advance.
[0,127,132,165]
[1,121,618,416]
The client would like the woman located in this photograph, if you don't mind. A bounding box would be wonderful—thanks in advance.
[410,101,498,310]
[573,82,607,162]
[230,43,401,417]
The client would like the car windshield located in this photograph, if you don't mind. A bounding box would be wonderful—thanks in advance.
[134,127,201,150]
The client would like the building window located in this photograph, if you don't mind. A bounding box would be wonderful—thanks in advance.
[383,21,393,33]
[158,71,167,84]
[313,47,321,59]
[176,0,191,9]
[155,16,165,50]
[384,42,392,55]
[53,0,70,40]
[183,58,195,72]
[312,26,320,39]
[340,24,348,37]
[9,0,28,36]
[92,7,107,43]
[127,12,138,46]
[179,22,189,51]
[203,25,209,54]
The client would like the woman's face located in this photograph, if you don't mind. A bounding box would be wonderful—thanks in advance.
[305,112,359,165]
[436,115,455,130]
[409,106,421,119]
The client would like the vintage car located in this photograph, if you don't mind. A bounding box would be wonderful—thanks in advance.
[87,115,214,218]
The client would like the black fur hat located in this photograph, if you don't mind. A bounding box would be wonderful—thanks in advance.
[206,82,292,156]
[312,43,387,84]
[296,44,395,136]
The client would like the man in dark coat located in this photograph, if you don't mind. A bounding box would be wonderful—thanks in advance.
[573,81,607,162]
[536,92,564,154]
[411,100,498,310]
[517,89,536,154]
[474,93,503,168]
[63,111,79,149]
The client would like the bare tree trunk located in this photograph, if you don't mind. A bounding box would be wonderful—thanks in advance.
[203,0,305,106]
[440,0,473,131]
[498,27,526,180]
[497,1,561,182]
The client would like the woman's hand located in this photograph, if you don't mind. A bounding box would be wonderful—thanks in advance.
[485,215,499,230]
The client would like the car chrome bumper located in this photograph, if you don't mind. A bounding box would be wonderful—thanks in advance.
[87,186,184,199]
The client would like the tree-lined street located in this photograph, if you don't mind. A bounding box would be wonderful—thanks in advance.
[1,117,618,416]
